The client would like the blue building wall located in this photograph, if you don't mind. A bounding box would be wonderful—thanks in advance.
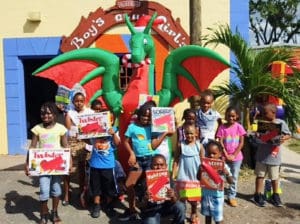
[3,37,61,154]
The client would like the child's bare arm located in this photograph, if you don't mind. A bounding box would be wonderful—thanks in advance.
[108,128,121,146]
[172,145,181,179]
[61,133,68,148]
[151,131,174,149]
[124,137,136,167]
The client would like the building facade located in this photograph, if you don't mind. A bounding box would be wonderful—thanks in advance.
[0,0,249,155]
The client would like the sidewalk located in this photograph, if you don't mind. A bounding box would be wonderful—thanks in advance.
[0,154,26,171]
[280,144,300,181]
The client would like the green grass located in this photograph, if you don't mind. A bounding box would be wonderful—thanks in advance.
[287,138,300,154]
[239,165,254,181]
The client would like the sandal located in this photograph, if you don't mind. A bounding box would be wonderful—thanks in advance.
[62,200,69,206]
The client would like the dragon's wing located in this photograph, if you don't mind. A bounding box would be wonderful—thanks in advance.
[159,45,230,106]
[32,48,115,103]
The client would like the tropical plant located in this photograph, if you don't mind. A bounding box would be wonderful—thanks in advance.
[201,24,300,132]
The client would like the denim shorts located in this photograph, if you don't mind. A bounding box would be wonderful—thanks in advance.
[39,175,62,201]
[201,194,224,222]
[130,155,152,171]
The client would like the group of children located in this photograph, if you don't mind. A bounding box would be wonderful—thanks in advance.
[25,87,291,224]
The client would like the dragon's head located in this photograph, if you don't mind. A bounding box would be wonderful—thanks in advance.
[125,13,161,64]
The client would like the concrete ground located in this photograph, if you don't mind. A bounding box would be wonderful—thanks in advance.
[0,143,299,224]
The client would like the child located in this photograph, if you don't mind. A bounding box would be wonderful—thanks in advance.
[118,103,171,221]
[177,108,202,143]
[173,124,204,224]
[141,154,186,224]
[197,89,222,145]
[25,102,68,224]
[90,99,103,113]
[63,90,93,206]
[89,126,120,218]
[199,140,233,224]
[216,106,247,207]
[253,103,291,207]
[188,95,201,110]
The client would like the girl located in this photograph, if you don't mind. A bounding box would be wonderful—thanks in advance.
[173,124,204,224]
[118,103,171,221]
[216,106,246,207]
[25,102,68,224]
[200,140,233,224]
[63,90,93,206]
[177,108,202,144]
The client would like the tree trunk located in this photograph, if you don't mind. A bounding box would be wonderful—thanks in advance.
[190,0,202,45]
[242,107,251,131]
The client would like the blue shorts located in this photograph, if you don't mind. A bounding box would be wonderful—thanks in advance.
[201,195,224,222]
[39,175,62,201]
[129,155,152,171]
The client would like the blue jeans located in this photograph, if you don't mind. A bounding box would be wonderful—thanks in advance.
[142,201,186,224]
[227,160,242,199]
[39,175,62,201]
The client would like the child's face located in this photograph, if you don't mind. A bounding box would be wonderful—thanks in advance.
[95,138,109,150]
[207,145,222,159]
[40,107,55,125]
[263,107,276,121]
[225,110,238,124]
[184,126,196,143]
[139,109,151,126]
[92,104,102,113]
[189,96,201,110]
[151,157,167,170]
[185,112,197,125]
[73,94,85,112]
[200,95,213,112]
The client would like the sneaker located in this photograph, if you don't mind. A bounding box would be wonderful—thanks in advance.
[229,198,238,207]
[118,209,140,221]
[91,204,101,218]
[50,210,61,223]
[103,204,116,217]
[271,193,283,207]
[253,193,266,207]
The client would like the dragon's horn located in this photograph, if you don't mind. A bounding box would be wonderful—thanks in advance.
[144,12,157,34]
[125,14,136,34]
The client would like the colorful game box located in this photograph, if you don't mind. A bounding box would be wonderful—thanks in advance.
[200,158,225,191]
[77,111,111,139]
[257,121,282,145]
[151,107,175,133]
[145,169,170,202]
[175,180,201,201]
[28,148,71,176]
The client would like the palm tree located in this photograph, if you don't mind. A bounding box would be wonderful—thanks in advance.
[201,24,300,132]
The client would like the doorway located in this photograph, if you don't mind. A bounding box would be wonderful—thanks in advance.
[23,58,58,139]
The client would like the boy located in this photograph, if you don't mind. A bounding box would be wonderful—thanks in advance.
[196,89,222,145]
[141,154,186,224]
[253,103,291,207]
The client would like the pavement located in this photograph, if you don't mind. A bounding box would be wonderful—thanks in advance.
[0,143,299,224]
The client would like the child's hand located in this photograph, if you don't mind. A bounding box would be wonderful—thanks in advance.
[107,128,115,135]
[226,155,235,161]
[166,188,177,202]
[166,130,175,136]
[128,154,137,167]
